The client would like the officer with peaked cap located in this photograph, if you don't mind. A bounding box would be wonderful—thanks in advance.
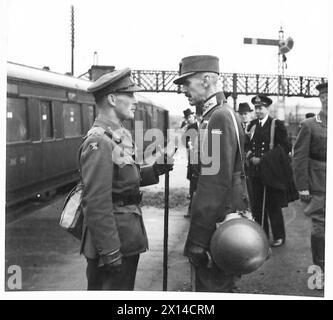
[245,94,293,247]
[293,82,328,289]
[80,68,173,290]
[174,55,248,292]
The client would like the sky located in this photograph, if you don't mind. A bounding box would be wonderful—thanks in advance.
[4,0,331,114]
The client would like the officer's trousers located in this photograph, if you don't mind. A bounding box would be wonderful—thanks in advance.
[251,177,286,241]
[194,263,235,292]
[310,208,325,272]
[86,255,139,290]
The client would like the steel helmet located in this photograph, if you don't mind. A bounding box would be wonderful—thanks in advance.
[210,214,269,275]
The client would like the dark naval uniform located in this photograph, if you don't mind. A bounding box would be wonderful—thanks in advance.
[293,110,327,272]
[80,114,159,290]
[245,114,291,242]
[184,92,247,292]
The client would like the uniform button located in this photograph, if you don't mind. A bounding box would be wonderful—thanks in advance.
[261,153,264,156]
[262,142,265,145]
[262,148,264,150]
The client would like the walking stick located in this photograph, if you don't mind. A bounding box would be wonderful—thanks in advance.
[261,185,267,228]
[161,145,177,291]
[163,168,169,291]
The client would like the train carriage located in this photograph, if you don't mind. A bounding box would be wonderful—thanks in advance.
[6,62,169,206]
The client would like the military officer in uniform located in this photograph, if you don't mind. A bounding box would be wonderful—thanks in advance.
[80,68,173,290]
[245,94,291,247]
[174,55,247,292]
[293,82,327,286]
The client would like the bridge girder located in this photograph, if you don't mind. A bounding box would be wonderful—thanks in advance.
[132,70,327,97]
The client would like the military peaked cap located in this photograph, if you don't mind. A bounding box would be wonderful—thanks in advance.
[251,94,273,107]
[173,55,220,85]
[87,68,143,99]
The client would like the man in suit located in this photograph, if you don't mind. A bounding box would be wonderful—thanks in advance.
[237,102,253,131]
[293,82,327,289]
[180,108,195,129]
[183,110,202,217]
[174,55,247,292]
[237,102,254,208]
[80,68,173,290]
[245,94,292,247]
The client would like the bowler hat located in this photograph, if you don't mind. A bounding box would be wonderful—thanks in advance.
[183,108,194,118]
[88,68,143,99]
[173,55,220,85]
[316,82,328,94]
[251,94,273,107]
[238,102,252,113]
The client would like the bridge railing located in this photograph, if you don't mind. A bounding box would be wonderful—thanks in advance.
[132,70,327,97]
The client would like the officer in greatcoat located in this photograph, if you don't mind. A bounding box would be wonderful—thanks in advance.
[293,82,327,286]
[245,94,292,247]
[174,55,248,292]
[80,68,173,290]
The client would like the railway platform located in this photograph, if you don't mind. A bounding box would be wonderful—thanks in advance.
[4,146,324,297]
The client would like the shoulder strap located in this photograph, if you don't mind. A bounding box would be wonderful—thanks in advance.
[77,127,115,184]
[227,108,243,163]
[270,118,276,150]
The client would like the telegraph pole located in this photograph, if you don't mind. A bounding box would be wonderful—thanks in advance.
[71,5,75,76]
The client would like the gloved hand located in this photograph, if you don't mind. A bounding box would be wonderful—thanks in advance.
[299,190,312,203]
[187,244,209,267]
[251,157,261,166]
[153,146,175,176]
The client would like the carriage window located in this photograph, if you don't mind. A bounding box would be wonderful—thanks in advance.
[6,97,29,143]
[40,101,54,140]
[63,103,82,137]
[87,105,96,128]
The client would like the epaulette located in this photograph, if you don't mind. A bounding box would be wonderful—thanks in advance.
[86,126,105,138]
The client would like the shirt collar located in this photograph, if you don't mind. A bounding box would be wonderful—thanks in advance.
[259,114,269,126]
[94,113,122,132]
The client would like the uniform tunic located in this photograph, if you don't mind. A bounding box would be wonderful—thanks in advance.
[245,116,291,241]
[184,92,246,292]
[293,111,327,270]
[80,114,158,264]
